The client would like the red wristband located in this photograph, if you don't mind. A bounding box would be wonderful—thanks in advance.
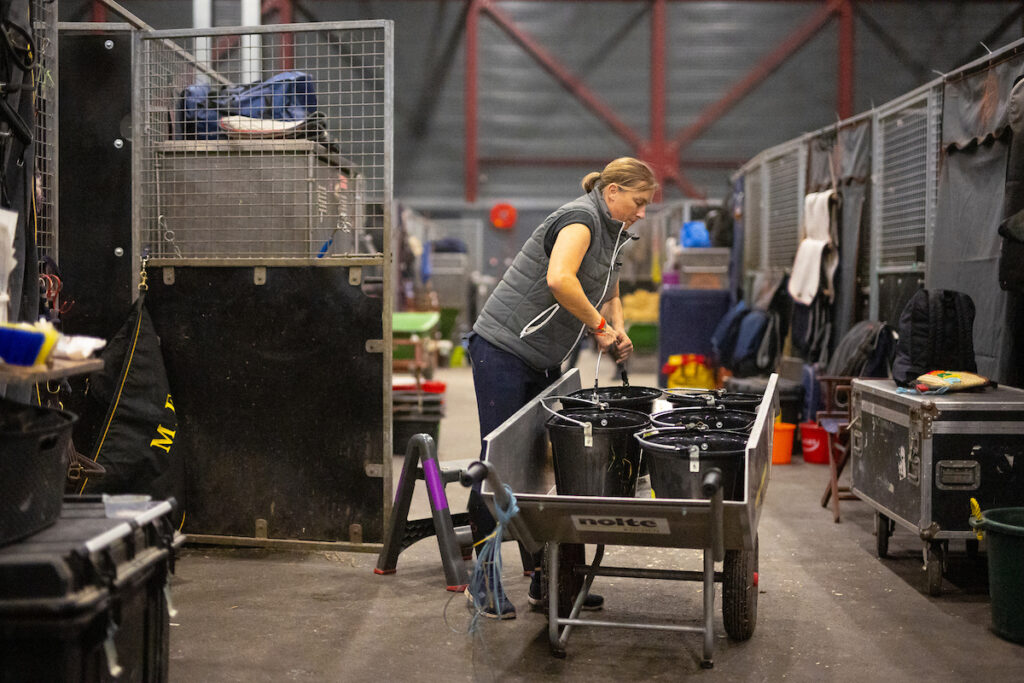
[594,317,606,332]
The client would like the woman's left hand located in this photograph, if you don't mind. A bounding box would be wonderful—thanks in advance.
[612,328,633,362]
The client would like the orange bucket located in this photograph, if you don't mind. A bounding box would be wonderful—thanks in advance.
[771,422,796,465]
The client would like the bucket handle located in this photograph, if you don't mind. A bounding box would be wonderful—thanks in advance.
[540,396,604,448]
[633,427,713,453]
[664,388,721,406]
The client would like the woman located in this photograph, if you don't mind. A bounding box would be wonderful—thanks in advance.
[465,157,658,618]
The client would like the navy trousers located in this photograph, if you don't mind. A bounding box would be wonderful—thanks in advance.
[466,332,558,562]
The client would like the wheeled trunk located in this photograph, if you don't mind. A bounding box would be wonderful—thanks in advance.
[850,379,1024,595]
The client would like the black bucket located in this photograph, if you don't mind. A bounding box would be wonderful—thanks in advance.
[650,407,756,432]
[0,398,76,546]
[665,390,762,412]
[546,407,651,497]
[634,428,748,500]
[565,386,663,414]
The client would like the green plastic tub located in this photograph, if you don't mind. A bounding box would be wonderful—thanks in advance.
[971,507,1024,645]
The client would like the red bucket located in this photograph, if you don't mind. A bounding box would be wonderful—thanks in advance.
[799,422,830,464]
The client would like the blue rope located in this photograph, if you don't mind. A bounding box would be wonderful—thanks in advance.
[897,385,949,395]
[467,485,520,623]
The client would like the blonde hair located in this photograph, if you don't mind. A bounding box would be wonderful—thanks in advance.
[581,157,658,194]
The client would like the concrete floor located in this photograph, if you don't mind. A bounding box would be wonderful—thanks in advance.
[168,353,1024,681]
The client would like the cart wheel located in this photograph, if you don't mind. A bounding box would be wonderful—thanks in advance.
[553,543,585,619]
[926,542,944,597]
[722,536,758,641]
[875,512,891,559]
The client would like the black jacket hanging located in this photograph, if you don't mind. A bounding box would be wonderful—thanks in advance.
[999,76,1024,292]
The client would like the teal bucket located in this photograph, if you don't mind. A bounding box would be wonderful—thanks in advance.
[970,507,1024,645]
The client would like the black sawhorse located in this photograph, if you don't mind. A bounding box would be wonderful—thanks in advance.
[374,434,532,591]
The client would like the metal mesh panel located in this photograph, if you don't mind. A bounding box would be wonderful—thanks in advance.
[32,0,58,260]
[876,92,935,269]
[743,166,763,272]
[765,148,802,270]
[136,23,391,261]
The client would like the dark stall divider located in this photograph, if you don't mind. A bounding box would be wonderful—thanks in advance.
[58,27,135,341]
[145,266,385,546]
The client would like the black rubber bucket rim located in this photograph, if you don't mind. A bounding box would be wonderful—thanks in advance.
[546,406,653,432]
[649,407,757,431]
[633,426,750,454]
[664,391,763,410]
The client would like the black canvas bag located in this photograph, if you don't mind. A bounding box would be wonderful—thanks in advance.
[824,320,897,378]
[78,293,183,507]
[891,289,977,386]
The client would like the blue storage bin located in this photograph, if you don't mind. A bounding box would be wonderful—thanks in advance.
[657,288,731,388]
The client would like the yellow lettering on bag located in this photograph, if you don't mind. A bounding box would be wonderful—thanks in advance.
[150,424,176,452]
[164,394,176,413]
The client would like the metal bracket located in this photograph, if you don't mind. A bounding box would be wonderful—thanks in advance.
[364,462,383,478]
[254,267,267,285]
[349,266,362,286]
[910,402,938,439]
[254,518,268,538]
[689,444,701,473]
[907,431,922,486]
[163,266,174,285]
[905,402,936,487]
[365,339,384,353]
[349,523,363,544]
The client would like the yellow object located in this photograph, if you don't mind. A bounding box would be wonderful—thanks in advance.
[449,345,465,367]
[620,289,659,323]
[664,353,716,390]
[970,497,984,541]
[36,325,59,364]
[916,370,992,391]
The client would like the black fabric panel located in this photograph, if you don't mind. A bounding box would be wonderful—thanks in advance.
[943,51,1024,149]
[832,182,867,345]
[807,133,836,193]
[838,120,871,183]
[933,139,1015,382]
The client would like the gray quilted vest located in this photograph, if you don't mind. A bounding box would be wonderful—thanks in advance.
[473,187,630,370]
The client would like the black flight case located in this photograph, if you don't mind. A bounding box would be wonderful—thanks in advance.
[0,498,183,682]
[849,379,1024,595]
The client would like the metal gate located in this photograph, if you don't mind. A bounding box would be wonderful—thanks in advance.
[132,22,395,548]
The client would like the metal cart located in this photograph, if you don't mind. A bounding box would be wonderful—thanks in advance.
[470,370,778,667]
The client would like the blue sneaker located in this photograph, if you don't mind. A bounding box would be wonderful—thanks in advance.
[465,586,517,620]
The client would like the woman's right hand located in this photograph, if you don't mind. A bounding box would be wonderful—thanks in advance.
[594,326,621,355]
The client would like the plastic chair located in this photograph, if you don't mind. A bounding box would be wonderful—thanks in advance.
[816,375,857,523]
